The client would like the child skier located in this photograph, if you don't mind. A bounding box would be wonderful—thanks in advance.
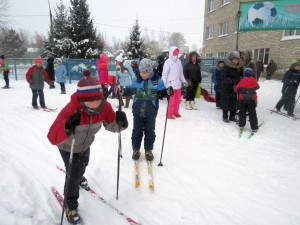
[97,54,109,99]
[130,58,166,161]
[0,55,10,88]
[275,61,300,116]
[47,70,128,224]
[234,68,260,132]
[26,57,52,109]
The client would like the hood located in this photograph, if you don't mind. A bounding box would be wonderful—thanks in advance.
[188,51,200,63]
[224,57,244,69]
[168,46,178,58]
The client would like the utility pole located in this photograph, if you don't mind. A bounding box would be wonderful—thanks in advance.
[47,0,53,47]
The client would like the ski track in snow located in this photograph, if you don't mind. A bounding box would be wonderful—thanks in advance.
[0,79,300,225]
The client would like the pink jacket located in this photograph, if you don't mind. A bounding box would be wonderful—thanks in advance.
[97,54,109,85]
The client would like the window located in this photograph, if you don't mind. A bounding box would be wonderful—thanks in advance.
[221,0,230,6]
[217,52,227,58]
[284,29,300,36]
[206,25,215,39]
[209,0,216,12]
[219,21,229,35]
[206,53,213,58]
[253,48,269,64]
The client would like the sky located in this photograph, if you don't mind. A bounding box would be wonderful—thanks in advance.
[8,0,205,50]
[1,76,300,224]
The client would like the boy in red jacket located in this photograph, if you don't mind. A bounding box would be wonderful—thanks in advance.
[47,70,128,224]
[234,68,260,132]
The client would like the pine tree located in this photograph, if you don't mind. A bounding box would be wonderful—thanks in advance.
[68,0,103,58]
[0,28,25,57]
[126,19,147,59]
[51,0,71,57]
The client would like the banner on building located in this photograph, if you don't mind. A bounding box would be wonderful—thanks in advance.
[239,1,300,31]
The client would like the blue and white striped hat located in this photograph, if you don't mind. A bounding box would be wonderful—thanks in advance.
[77,70,103,102]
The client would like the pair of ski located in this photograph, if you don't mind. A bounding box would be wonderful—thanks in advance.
[134,159,154,191]
[268,109,299,120]
[238,121,264,139]
[29,106,57,112]
[52,165,141,225]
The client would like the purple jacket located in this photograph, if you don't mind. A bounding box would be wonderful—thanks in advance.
[162,46,187,89]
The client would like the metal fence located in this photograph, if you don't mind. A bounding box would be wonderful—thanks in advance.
[6,57,220,95]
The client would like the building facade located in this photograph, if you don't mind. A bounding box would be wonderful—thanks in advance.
[202,0,300,73]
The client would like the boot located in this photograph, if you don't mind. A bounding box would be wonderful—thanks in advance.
[145,151,154,161]
[124,96,130,108]
[185,101,192,110]
[66,208,81,224]
[190,101,197,110]
[117,97,124,108]
[132,149,141,160]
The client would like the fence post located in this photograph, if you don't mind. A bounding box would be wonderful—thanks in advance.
[14,57,18,80]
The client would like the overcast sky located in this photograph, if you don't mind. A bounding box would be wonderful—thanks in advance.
[8,0,205,49]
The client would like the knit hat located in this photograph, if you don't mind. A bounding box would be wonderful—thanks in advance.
[139,58,153,73]
[228,51,240,61]
[115,55,124,62]
[290,60,300,69]
[173,48,179,55]
[35,57,42,64]
[243,68,254,77]
[0,55,5,59]
[77,70,103,102]
[57,58,62,63]
[217,60,225,65]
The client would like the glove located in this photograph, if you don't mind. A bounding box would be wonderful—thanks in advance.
[167,86,174,96]
[65,109,81,133]
[115,111,128,129]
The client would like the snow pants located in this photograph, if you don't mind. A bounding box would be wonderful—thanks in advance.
[186,81,199,101]
[238,100,258,130]
[131,114,156,151]
[167,89,182,117]
[3,71,9,87]
[276,92,296,116]
[59,148,90,210]
[31,89,46,108]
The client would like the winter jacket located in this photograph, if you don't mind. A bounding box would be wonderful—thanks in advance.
[234,77,260,100]
[256,61,264,74]
[47,93,123,153]
[26,65,51,90]
[55,64,67,83]
[183,52,202,84]
[220,57,243,111]
[162,46,187,89]
[46,57,55,81]
[281,69,300,95]
[241,50,257,79]
[211,66,222,92]
[97,58,109,85]
[0,60,9,72]
[266,61,277,75]
[116,62,135,87]
[131,72,165,117]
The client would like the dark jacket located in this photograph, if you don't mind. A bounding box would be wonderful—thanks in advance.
[220,58,243,111]
[183,52,202,84]
[281,69,300,95]
[211,66,222,92]
[256,60,264,75]
[266,60,277,75]
[46,57,55,81]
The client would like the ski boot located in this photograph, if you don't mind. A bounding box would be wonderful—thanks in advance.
[145,151,154,161]
[66,208,81,224]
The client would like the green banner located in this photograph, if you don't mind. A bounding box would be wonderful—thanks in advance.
[239,1,300,31]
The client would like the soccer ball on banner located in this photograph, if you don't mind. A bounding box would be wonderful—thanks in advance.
[247,1,277,27]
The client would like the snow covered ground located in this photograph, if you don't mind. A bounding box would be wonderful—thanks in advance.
[0,79,300,225]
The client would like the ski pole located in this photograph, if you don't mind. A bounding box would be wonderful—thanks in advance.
[116,88,123,200]
[60,109,79,225]
[158,88,173,167]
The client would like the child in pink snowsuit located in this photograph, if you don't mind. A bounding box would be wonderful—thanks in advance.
[162,46,188,119]
[97,54,109,99]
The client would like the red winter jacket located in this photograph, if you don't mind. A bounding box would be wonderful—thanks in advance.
[47,93,121,153]
[234,77,259,100]
[26,65,51,90]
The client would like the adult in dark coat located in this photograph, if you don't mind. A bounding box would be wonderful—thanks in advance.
[47,56,55,88]
[156,55,165,78]
[211,60,225,108]
[275,61,300,116]
[183,51,202,110]
[266,59,277,80]
[220,51,244,122]
[256,59,264,81]
[241,50,257,80]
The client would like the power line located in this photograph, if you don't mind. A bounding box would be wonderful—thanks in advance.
[10,15,49,17]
